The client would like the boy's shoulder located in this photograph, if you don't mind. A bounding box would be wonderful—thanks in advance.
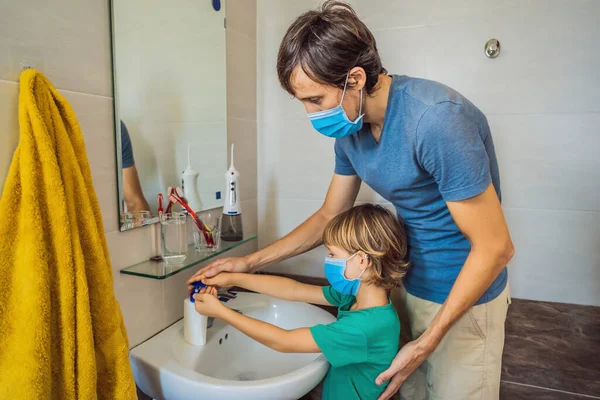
[338,302,400,338]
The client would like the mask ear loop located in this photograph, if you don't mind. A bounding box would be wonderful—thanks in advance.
[345,252,359,262]
[357,253,369,278]
[358,87,363,116]
[339,73,350,105]
[341,73,364,118]
[345,252,368,280]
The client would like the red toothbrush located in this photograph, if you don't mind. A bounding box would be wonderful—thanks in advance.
[168,192,215,247]
[157,193,164,218]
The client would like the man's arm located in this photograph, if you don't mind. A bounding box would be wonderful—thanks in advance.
[123,165,150,212]
[424,184,513,343]
[190,173,361,280]
[376,184,514,399]
[246,173,361,270]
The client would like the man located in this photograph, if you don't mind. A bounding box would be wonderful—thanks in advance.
[190,1,514,399]
[120,121,149,213]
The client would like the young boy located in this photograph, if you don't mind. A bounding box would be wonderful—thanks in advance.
[189,204,410,399]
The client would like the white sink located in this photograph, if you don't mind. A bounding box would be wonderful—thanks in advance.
[131,292,336,400]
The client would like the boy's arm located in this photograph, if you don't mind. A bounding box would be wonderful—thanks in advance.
[204,273,332,306]
[220,305,320,353]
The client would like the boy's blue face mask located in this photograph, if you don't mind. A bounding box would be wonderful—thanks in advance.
[324,252,366,296]
[307,74,364,138]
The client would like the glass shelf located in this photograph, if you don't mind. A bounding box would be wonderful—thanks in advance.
[120,234,257,280]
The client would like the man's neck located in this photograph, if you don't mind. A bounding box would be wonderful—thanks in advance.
[363,74,393,143]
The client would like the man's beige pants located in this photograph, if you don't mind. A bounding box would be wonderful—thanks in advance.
[391,284,511,400]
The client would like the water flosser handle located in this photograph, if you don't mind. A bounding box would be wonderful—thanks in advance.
[230,180,236,206]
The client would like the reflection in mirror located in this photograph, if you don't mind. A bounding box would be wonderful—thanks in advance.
[111,0,227,231]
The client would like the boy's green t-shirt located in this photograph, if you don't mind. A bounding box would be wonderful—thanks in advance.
[310,286,400,400]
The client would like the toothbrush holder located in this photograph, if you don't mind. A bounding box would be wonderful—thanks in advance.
[193,212,221,252]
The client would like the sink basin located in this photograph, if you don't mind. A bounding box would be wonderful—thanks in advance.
[131,292,336,400]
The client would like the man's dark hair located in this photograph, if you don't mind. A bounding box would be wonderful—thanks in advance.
[277,1,386,96]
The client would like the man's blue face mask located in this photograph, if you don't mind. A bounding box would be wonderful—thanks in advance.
[307,74,364,139]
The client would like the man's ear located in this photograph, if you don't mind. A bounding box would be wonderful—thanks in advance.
[348,66,366,90]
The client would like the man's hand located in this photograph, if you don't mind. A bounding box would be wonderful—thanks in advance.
[193,287,227,318]
[201,272,236,289]
[187,257,250,291]
[375,336,437,400]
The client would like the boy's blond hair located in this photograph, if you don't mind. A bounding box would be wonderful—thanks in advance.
[323,204,410,290]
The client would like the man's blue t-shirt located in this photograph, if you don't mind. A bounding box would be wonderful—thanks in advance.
[334,75,507,304]
[120,121,135,169]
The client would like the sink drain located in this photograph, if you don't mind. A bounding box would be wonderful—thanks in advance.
[236,372,258,381]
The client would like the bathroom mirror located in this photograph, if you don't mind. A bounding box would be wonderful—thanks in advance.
[110,0,227,231]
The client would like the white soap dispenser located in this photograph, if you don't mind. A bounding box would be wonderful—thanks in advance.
[221,143,243,241]
[181,144,203,213]
[184,299,207,345]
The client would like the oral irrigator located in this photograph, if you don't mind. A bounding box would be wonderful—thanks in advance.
[221,143,243,241]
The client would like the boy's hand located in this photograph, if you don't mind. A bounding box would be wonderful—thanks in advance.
[193,286,226,318]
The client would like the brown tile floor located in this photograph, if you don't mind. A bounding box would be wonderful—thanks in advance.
[500,382,599,400]
[502,298,600,398]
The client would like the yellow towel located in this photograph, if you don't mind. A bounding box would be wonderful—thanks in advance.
[0,69,136,399]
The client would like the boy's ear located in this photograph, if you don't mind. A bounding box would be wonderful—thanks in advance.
[358,251,372,268]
